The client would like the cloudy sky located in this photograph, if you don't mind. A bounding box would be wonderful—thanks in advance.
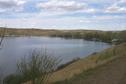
[0,0,126,30]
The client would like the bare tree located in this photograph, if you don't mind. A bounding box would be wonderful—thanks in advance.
[0,27,6,46]
[0,27,6,84]
[17,49,60,84]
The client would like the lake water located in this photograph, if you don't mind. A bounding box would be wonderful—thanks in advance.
[0,37,110,76]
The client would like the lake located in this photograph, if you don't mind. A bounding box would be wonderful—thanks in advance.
[0,37,110,76]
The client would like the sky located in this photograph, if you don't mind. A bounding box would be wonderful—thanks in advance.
[0,0,126,30]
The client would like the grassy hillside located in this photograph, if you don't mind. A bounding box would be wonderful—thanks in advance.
[0,28,126,43]
[0,28,60,36]
[49,43,126,84]
[1,28,110,37]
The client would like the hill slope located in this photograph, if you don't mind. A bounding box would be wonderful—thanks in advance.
[51,43,126,84]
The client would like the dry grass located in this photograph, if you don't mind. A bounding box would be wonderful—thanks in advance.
[49,43,126,83]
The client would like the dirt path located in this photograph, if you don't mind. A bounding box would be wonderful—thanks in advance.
[72,55,126,84]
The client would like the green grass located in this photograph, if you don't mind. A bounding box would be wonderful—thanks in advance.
[96,47,116,62]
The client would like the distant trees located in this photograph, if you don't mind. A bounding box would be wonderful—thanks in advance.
[16,49,60,84]
[50,31,115,43]
[117,31,126,42]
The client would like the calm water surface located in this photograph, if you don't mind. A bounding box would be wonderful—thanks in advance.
[0,37,110,75]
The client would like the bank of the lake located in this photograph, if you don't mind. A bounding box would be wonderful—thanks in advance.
[52,43,126,84]
[1,28,126,44]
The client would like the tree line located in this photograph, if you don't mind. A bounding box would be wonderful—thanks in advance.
[50,30,126,44]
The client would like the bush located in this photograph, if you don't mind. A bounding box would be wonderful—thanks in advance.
[3,74,22,84]
[17,49,60,84]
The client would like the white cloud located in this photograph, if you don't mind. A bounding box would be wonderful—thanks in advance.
[84,8,96,13]
[79,20,91,23]
[36,0,99,17]
[0,0,26,13]
[92,15,126,20]
[120,0,126,3]
[106,5,126,13]
[105,0,126,13]
[37,0,96,13]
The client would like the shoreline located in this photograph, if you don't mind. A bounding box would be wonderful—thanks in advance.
[50,43,126,83]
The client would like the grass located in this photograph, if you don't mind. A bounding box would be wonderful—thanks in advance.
[50,43,126,84]
[54,67,97,84]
